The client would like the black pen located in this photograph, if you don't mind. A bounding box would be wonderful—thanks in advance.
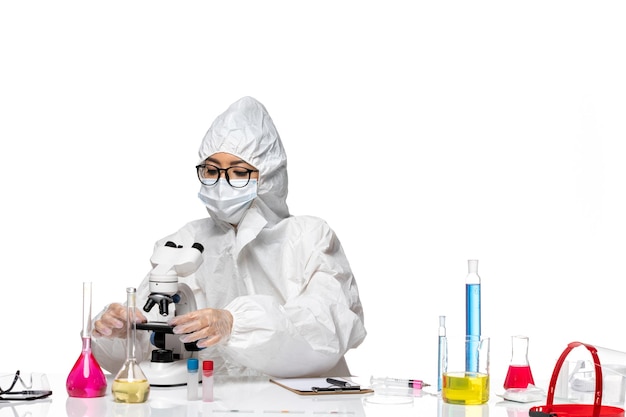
[312,386,362,392]
[326,378,353,388]
[311,378,362,392]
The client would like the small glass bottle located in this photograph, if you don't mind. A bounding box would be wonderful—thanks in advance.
[202,360,214,402]
[504,335,535,389]
[187,358,199,401]
[111,287,150,403]
[66,281,108,397]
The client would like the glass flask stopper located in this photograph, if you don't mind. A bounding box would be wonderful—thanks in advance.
[66,281,107,397]
[504,335,535,389]
[111,287,150,403]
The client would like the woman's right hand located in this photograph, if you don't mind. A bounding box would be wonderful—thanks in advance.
[93,303,147,338]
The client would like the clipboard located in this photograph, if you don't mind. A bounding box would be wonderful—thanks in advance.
[270,377,374,395]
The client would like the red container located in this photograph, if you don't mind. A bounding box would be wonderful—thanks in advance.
[529,341,624,417]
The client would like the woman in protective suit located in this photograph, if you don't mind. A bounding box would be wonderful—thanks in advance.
[92,96,366,378]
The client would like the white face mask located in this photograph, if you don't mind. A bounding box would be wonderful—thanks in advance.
[198,179,258,225]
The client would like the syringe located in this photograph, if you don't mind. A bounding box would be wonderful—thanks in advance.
[370,376,430,389]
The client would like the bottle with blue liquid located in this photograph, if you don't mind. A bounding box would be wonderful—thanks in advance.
[465,260,481,373]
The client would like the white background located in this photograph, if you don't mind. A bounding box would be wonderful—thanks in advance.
[1,1,625,390]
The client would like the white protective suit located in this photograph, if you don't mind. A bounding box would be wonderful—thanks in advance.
[92,97,366,378]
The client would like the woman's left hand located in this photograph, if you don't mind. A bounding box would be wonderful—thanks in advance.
[169,308,234,348]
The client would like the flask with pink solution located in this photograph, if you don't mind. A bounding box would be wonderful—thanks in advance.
[66,281,107,397]
[504,335,535,389]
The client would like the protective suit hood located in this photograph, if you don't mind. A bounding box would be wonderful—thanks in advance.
[198,97,289,221]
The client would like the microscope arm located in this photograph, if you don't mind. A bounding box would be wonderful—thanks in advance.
[172,282,197,316]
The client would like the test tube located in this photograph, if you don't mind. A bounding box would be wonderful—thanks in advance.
[187,358,199,401]
[202,360,214,402]
[438,315,447,391]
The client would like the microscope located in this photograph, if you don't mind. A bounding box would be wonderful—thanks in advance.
[136,240,204,387]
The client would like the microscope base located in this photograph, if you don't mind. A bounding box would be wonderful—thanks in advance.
[140,360,200,387]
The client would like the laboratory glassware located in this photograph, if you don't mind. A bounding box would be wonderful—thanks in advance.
[442,336,490,405]
[504,335,535,389]
[112,287,150,403]
[438,315,447,391]
[66,281,107,398]
[465,259,481,373]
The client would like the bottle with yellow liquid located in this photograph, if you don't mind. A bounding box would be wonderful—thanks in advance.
[112,287,150,403]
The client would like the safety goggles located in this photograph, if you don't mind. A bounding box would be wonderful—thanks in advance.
[0,371,52,401]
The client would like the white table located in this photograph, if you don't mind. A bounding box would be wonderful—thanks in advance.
[0,373,544,417]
